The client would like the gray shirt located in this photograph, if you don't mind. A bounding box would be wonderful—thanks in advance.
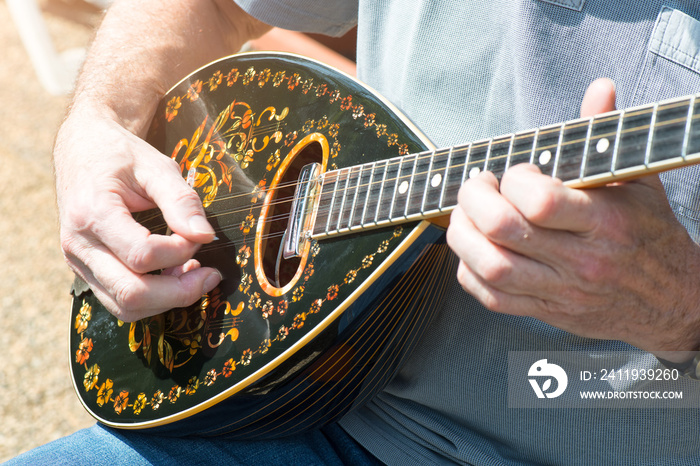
[235,1,700,463]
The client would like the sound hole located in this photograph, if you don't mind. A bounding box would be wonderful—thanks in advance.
[261,140,324,289]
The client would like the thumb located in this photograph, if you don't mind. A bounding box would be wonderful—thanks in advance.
[580,78,617,118]
[135,146,216,243]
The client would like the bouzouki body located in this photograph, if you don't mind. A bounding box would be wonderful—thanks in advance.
[69,52,456,438]
[70,51,700,438]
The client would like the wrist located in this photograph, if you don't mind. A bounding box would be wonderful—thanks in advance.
[67,93,160,138]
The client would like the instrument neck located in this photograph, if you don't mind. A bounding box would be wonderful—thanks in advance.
[312,93,700,239]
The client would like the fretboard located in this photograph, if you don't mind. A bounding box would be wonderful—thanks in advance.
[312,93,700,239]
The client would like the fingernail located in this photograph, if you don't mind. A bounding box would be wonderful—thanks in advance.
[189,215,215,236]
[203,270,222,294]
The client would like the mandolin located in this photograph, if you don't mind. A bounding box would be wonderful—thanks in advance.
[69,52,700,439]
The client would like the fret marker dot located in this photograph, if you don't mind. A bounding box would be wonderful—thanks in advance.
[431,173,442,188]
[469,167,481,179]
[596,137,610,153]
[398,180,410,194]
[538,150,552,166]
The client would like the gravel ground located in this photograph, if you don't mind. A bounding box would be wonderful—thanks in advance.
[0,1,98,461]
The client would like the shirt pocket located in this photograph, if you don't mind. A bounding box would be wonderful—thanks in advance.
[634,6,700,105]
[535,0,584,12]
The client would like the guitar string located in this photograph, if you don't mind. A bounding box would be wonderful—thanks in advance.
[139,102,664,227]
[205,318,245,332]
[140,106,626,229]
[305,105,695,229]
[134,116,295,227]
[180,96,692,221]
[142,104,626,227]
[196,102,660,250]
[152,107,695,250]
[143,108,692,252]
[142,101,696,242]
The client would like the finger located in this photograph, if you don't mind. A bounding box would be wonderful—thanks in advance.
[162,259,201,277]
[458,170,527,240]
[499,164,596,233]
[580,77,617,118]
[448,203,557,299]
[456,167,596,272]
[68,247,221,321]
[455,260,547,316]
[86,197,204,274]
[457,169,580,245]
[132,140,216,243]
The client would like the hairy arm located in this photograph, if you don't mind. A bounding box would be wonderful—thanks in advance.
[56,0,271,321]
[70,0,270,135]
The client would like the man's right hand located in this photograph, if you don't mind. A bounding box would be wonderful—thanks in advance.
[55,107,221,322]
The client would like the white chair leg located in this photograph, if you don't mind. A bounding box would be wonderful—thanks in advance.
[6,0,86,95]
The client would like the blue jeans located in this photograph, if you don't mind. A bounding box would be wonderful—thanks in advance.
[5,423,381,465]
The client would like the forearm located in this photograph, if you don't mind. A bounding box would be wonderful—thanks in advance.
[71,0,270,136]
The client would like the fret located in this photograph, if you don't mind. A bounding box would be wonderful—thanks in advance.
[443,145,469,210]
[328,168,350,233]
[391,153,417,220]
[376,158,399,225]
[649,99,690,164]
[420,151,436,214]
[687,96,700,156]
[466,139,489,180]
[582,111,620,178]
[533,124,560,177]
[350,163,372,230]
[362,160,386,226]
[579,117,594,179]
[317,171,338,235]
[348,163,374,230]
[510,130,536,168]
[387,157,404,221]
[339,166,361,232]
[486,135,512,180]
[406,151,431,218]
[438,147,453,210]
[682,95,695,158]
[644,103,658,166]
[557,118,590,183]
[614,105,653,173]
[483,138,493,171]
[403,153,419,218]
[530,128,539,164]
[610,111,623,174]
[460,143,473,183]
[551,123,565,179]
[423,148,450,214]
[504,134,516,172]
